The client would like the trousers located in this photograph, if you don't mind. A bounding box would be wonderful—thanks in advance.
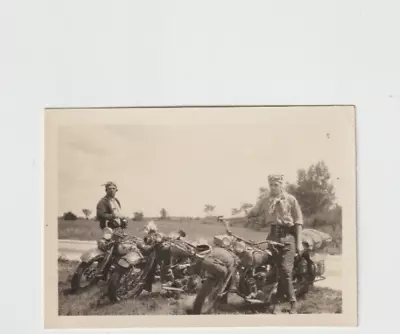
[268,225,296,303]
[145,245,174,290]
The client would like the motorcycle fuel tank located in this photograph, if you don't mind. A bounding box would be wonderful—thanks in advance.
[238,249,269,268]
[118,250,144,268]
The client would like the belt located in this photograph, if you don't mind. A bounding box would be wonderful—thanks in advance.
[270,224,294,240]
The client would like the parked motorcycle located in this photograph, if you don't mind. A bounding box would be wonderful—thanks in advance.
[191,216,329,314]
[107,221,211,302]
[160,237,211,296]
[70,218,144,293]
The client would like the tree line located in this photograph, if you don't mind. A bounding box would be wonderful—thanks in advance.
[62,160,341,229]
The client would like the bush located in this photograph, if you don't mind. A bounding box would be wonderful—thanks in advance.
[133,212,144,221]
[62,211,78,221]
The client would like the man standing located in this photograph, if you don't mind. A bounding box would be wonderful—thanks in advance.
[96,181,127,230]
[247,174,303,314]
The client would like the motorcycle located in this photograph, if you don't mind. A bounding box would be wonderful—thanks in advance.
[191,216,329,314]
[70,218,144,293]
[159,237,211,296]
[107,220,211,302]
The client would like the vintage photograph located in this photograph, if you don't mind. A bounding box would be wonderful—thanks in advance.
[44,105,357,328]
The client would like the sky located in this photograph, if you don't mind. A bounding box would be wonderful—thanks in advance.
[57,107,354,218]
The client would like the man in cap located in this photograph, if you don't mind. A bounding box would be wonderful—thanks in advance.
[247,174,303,314]
[96,181,127,230]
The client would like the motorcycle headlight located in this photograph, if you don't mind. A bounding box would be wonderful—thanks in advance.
[97,239,108,251]
[233,240,246,254]
[102,227,113,240]
[222,237,232,247]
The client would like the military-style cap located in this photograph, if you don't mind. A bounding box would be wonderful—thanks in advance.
[268,174,284,184]
[102,181,118,190]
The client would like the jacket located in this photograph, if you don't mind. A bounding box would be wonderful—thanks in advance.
[96,196,121,229]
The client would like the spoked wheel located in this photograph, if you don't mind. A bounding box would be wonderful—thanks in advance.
[192,278,225,314]
[108,265,145,302]
[70,257,104,293]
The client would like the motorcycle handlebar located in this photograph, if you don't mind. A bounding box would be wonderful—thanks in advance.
[217,216,284,248]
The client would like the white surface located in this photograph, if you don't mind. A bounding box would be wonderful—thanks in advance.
[2,0,400,333]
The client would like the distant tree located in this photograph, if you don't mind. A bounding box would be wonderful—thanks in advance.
[258,187,269,200]
[204,204,216,216]
[231,202,254,216]
[63,211,78,221]
[160,208,168,220]
[82,209,92,220]
[285,160,336,216]
[133,211,144,221]
[231,208,240,216]
[240,202,254,215]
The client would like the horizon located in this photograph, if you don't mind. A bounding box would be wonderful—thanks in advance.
[57,107,353,218]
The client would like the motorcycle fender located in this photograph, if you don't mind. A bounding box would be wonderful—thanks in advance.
[118,251,144,269]
[80,247,105,263]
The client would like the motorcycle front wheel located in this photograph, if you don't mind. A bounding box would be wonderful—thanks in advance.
[107,264,146,302]
[70,256,105,293]
[192,278,226,314]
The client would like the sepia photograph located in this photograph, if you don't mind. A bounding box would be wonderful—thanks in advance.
[44,105,357,328]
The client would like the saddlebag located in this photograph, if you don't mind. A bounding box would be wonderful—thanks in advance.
[301,229,333,251]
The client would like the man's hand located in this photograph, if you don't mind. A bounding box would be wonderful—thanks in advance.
[120,218,128,229]
[112,211,122,219]
[296,242,304,256]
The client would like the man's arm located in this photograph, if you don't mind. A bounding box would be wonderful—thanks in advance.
[96,199,115,221]
[291,197,304,251]
[247,197,265,219]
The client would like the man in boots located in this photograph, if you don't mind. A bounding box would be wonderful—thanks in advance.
[247,174,304,314]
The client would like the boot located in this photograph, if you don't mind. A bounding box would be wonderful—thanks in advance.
[268,301,281,314]
[161,269,175,288]
[244,284,258,300]
[268,293,282,314]
[144,281,152,293]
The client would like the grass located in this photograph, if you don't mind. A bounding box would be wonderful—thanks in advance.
[58,217,341,255]
[58,259,342,316]
[58,217,270,243]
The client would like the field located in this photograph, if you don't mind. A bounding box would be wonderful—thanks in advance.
[58,259,342,315]
[59,217,267,242]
